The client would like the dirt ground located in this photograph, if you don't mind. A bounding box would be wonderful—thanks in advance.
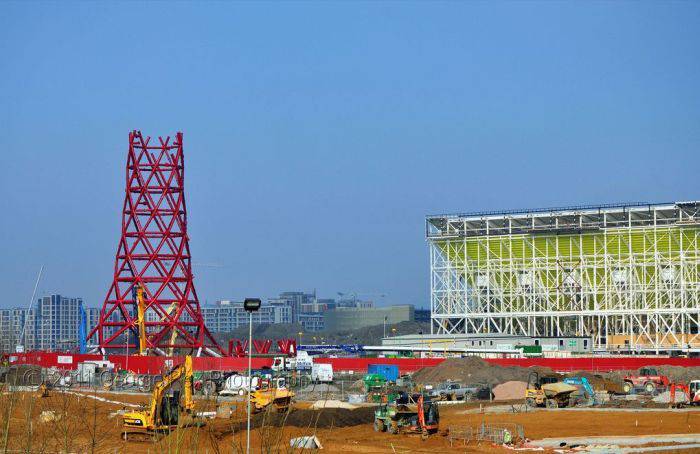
[2,390,700,453]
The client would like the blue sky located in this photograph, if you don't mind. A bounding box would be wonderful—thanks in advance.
[0,2,698,309]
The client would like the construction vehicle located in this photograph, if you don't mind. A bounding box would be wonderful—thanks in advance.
[562,377,597,406]
[37,382,50,398]
[374,393,439,440]
[623,367,670,394]
[428,381,482,401]
[311,363,333,383]
[692,380,700,402]
[525,372,578,408]
[250,378,294,413]
[121,356,200,440]
[364,373,388,402]
[669,380,700,408]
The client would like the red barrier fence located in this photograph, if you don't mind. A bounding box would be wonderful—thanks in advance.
[7,351,700,375]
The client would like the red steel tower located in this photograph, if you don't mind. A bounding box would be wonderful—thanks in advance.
[88,131,223,356]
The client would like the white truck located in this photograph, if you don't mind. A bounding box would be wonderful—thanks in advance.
[219,374,261,396]
[295,351,313,370]
[272,351,314,372]
[311,363,333,383]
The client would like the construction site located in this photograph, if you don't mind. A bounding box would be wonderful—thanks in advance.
[1,131,699,453]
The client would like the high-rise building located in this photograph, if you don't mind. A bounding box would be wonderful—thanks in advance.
[0,294,94,353]
[34,295,83,351]
[277,291,316,323]
[85,307,100,335]
[200,300,292,333]
[0,308,33,352]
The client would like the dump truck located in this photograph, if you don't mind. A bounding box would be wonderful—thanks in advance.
[525,372,578,408]
[250,379,294,413]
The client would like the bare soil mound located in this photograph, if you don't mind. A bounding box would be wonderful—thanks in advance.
[578,366,700,387]
[411,357,554,386]
[492,381,527,400]
[237,406,375,431]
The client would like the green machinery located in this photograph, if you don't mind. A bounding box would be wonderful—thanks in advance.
[374,393,439,440]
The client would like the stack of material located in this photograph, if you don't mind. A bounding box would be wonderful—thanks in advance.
[492,381,527,401]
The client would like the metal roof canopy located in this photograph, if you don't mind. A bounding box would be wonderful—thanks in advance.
[426,201,700,239]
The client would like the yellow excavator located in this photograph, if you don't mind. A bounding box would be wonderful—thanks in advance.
[122,355,201,440]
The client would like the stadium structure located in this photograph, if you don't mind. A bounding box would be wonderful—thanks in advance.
[427,202,700,354]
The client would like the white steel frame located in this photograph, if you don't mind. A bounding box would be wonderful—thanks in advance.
[427,202,700,353]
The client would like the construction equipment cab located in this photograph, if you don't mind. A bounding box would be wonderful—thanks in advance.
[122,356,198,440]
[562,377,597,406]
[525,371,559,407]
[623,367,670,394]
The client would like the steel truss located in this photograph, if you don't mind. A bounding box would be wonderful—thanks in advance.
[428,202,700,352]
[88,131,223,356]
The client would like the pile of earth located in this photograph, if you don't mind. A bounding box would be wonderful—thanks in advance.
[578,366,700,387]
[642,366,700,383]
[492,381,528,400]
[411,357,553,387]
[211,406,375,437]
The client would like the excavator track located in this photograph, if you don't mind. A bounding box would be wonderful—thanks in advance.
[122,430,161,442]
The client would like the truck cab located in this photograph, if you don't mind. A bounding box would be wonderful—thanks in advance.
[525,372,560,407]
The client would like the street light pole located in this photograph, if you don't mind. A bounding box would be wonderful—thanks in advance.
[246,311,252,454]
[243,298,261,454]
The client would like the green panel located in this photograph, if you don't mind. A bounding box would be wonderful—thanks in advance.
[434,226,700,308]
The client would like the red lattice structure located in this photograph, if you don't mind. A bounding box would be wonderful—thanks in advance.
[88,131,223,356]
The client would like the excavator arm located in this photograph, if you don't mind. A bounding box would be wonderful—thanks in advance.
[135,285,148,355]
[147,355,194,421]
[123,355,194,436]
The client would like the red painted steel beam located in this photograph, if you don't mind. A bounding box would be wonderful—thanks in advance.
[87,131,224,356]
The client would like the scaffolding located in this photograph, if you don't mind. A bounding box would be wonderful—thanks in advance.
[427,202,700,353]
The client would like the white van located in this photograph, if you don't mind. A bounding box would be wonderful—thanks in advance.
[311,363,333,383]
